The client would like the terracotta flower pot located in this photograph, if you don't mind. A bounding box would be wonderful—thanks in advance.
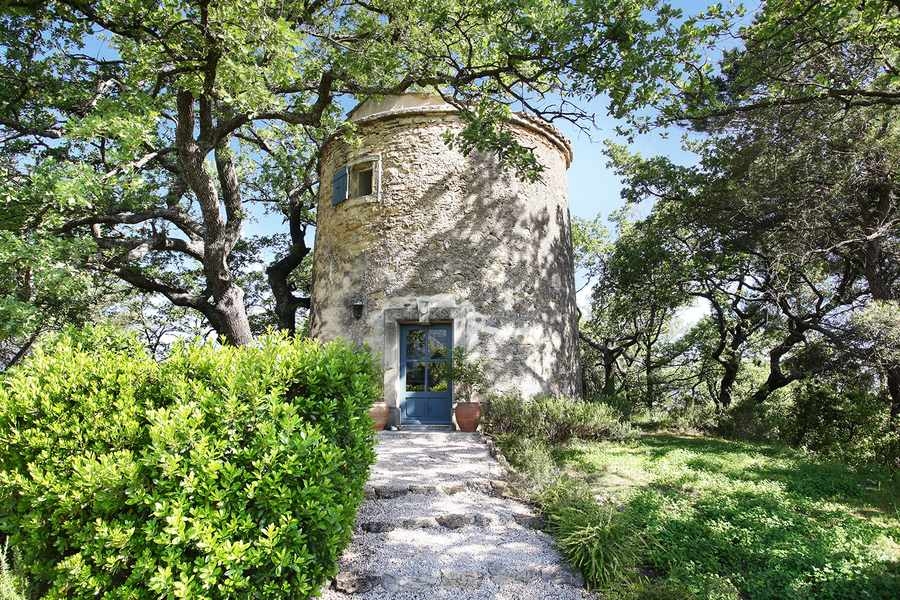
[369,401,390,431]
[455,402,481,432]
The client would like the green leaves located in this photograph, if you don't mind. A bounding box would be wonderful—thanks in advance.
[443,100,546,181]
[670,0,900,122]
[1,0,737,340]
[0,224,100,362]
[0,326,379,599]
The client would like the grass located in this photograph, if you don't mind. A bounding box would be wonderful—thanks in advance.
[548,434,900,599]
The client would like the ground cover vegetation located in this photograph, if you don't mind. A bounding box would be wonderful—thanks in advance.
[0,326,379,599]
[483,397,900,599]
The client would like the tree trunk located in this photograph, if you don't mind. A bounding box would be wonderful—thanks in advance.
[266,200,311,334]
[751,329,805,405]
[887,366,900,432]
[602,349,617,396]
[717,356,740,408]
[268,278,302,333]
[173,91,253,345]
[859,181,899,429]
[203,284,253,345]
[578,331,631,398]
[645,342,654,409]
[3,329,40,371]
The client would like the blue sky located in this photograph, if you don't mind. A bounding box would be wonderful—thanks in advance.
[557,99,696,224]
[561,0,756,225]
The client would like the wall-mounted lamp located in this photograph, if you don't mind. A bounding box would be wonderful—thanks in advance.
[351,298,365,320]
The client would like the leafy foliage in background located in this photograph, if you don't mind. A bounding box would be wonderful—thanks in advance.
[663,0,900,122]
[571,215,610,288]
[0,184,117,369]
[720,376,900,468]
[587,100,900,455]
[578,1,900,461]
[0,0,732,345]
[0,326,379,599]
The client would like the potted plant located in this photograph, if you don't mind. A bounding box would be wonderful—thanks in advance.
[368,400,390,431]
[451,347,487,432]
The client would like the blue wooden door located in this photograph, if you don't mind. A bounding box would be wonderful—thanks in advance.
[400,324,452,424]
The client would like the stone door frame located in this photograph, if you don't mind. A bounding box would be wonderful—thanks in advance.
[381,297,470,428]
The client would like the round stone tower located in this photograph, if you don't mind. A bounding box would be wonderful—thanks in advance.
[310,94,581,427]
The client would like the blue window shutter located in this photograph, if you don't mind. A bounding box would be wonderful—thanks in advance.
[331,166,348,206]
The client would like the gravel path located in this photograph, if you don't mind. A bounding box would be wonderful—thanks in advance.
[321,431,595,599]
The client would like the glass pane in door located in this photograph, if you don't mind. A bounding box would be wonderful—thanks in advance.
[428,328,450,359]
[406,329,427,358]
[405,362,426,391]
[428,361,449,391]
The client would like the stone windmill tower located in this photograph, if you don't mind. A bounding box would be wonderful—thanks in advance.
[310,94,581,427]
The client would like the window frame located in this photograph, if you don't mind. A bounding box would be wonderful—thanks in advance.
[353,164,374,197]
[333,154,381,208]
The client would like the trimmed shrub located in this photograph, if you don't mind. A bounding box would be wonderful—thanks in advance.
[483,393,635,443]
[0,326,379,599]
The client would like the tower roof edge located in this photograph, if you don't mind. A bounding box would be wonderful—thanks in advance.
[337,94,573,167]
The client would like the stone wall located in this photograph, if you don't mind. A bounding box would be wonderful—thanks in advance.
[310,97,582,420]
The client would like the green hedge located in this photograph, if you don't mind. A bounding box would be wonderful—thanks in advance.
[0,327,379,599]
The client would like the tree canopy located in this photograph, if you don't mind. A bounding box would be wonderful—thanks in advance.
[578,0,900,449]
[0,0,730,357]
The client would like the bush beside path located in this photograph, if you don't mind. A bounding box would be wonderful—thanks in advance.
[0,327,379,599]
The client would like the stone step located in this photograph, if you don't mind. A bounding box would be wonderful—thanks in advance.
[358,511,544,533]
[329,564,584,595]
[363,477,512,499]
[356,490,544,533]
[329,525,583,593]
[395,424,453,431]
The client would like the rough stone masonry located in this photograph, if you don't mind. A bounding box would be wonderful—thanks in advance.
[310,94,581,425]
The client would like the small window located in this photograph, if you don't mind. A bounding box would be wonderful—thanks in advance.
[350,162,375,198]
[332,157,379,207]
[355,167,374,197]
